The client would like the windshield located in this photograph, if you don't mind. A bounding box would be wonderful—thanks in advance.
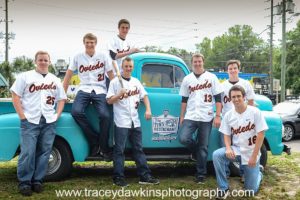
[273,102,300,115]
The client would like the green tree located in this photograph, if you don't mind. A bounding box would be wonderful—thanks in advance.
[195,25,269,72]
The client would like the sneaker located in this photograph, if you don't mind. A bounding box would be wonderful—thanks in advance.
[113,177,129,187]
[32,184,43,193]
[19,186,32,196]
[190,152,197,161]
[139,176,160,185]
[240,175,245,183]
[194,176,205,184]
[216,189,229,199]
[259,165,264,172]
[100,151,113,162]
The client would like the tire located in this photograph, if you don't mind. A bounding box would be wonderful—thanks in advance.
[282,124,295,142]
[229,143,267,177]
[45,138,73,181]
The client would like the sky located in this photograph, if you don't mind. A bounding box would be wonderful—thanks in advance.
[2,0,300,63]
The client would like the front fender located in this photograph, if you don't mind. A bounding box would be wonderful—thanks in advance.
[0,112,89,162]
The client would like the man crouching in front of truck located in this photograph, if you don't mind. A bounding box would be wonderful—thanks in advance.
[10,51,67,196]
[106,57,159,187]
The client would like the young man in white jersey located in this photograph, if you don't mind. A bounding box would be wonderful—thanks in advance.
[63,33,114,159]
[11,51,67,196]
[108,19,140,74]
[107,57,159,187]
[221,59,255,178]
[213,85,268,199]
[179,53,223,184]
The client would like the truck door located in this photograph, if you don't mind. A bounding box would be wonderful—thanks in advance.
[137,61,188,149]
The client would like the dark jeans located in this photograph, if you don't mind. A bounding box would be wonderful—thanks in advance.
[18,116,56,189]
[71,90,111,153]
[113,126,151,179]
[179,119,212,178]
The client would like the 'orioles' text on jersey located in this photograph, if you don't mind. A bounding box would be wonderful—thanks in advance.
[10,70,67,124]
[108,35,133,74]
[221,78,255,116]
[219,106,268,165]
[69,52,113,94]
[179,71,223,122]
[106,76,147,128]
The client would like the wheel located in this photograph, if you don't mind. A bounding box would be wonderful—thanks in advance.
[229,143,267,177]
[282,124,295,142]
[45,138,73,181]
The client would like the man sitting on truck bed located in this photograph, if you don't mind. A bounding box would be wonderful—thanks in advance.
[63,33,114,159]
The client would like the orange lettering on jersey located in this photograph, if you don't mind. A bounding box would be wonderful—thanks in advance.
[231,122,255,135]
[117,47,130,53]
[79,61,104,73]
[189,80,212,94]
[119,86,140,100]
[29,82,57,93]
[223,95,231,103]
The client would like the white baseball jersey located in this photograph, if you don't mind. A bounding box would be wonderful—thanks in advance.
[68,52,113,94]
[108,35,133,74]
[10,70,67,125]
[221,78,255,116]
[219,106,268,165]
[106,76,147,128]
[179,71,223,122]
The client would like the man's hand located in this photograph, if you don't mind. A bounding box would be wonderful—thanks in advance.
[118,88,127,98]
[248,155,257,168]
[213,116,221,128]
[129,48,140,54]
[144,110,152,120]
[180,117,184,126]
[225,147,235,160]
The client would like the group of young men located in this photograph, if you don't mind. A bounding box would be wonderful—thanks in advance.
[10,18,267,198]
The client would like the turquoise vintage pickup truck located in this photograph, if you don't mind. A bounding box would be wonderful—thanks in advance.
[0,53,289,181]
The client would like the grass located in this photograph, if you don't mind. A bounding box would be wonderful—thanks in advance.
[0,153,300,199]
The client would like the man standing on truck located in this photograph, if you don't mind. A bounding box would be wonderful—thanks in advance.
[179,53,223,184]
[63,33,114,159]
[108,19,140,75]
[11,51,67,196]
[221,59,256,179]
[107,57,159,187]
[213,85,267,199]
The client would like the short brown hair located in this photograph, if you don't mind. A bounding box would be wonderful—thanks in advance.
[191,53,205,62]
[118,19,130,28]
[229,85,246,98]
[35,51,50,61]
[122,57,134,66]
[226,59,241,69]
[83,33,97,43]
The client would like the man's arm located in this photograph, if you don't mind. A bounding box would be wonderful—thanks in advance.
[180,102,187,125]
[12,92,26,120]
[56,100,66,120]
[107,88,127,105]
[107,70,115,80]
[115,48,140,60]
[63,69,73,92]
[224,134,235,159]
[248,131,265,167]
[213,102,222,128]
[143,95,152,120]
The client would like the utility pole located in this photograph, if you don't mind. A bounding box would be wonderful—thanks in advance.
[269,0,274,95]
[280,0,286,102]
[5,0,8,63]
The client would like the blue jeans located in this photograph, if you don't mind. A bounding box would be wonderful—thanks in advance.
[113,126,151,179]
[179,119,212,178]
[219,132,231,177]
[213,147,262,194]
[17,116,56,188]
[71,90,111,153]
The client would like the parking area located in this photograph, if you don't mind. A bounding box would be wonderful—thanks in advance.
[284,137,300,153]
